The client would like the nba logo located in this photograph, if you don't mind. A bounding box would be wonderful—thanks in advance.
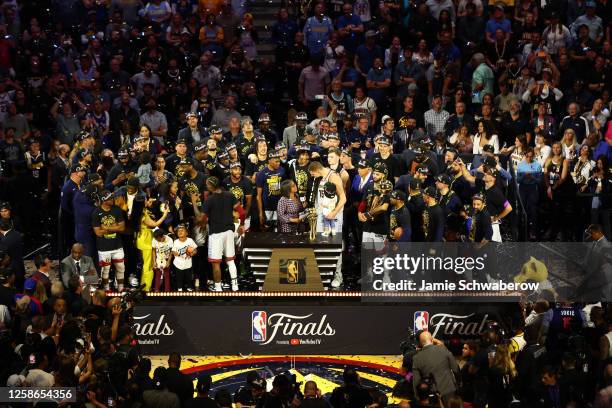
[414,311,429,332]
[252,311,267,342]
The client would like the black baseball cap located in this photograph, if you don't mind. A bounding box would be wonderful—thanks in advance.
[436,174,452,185]
[416,166,429,175]
[76,130,93,141]
[295,112,308,121]
[175,138,188,146]
[357,159,370,169]
[217,151,229,160]
[297,143,311,152]
[194,141,208,152]
[409,179,422,190]
[71,165,87,174]
[230,162,242,169]
[372,161,388,176]
[423,186,438,199]
[378,137,391,146]
[208,125,223,134]
[99,190,113,201]
[207,176,220,188]
[268,150,281,159]
[482,144,495,153]
[483,156,497,168]
[390,190,406,201]
[472,193,485,202]
[178,157,193,166]
[225,142,237,151]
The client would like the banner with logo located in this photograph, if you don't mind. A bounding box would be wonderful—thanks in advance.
[133,304,509,355]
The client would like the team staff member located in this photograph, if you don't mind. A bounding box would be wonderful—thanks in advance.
[389,190,411,242]
[223,162,253,230]
[203,177,240,292]
[92,190,126,290]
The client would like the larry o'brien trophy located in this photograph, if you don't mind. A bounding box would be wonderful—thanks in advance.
[305,208,318,241]
[261,206,325,291]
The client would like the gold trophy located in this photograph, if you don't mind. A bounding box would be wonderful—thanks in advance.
[306,208,318,241]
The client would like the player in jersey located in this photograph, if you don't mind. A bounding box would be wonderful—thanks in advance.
[309,160,347,287]
[223,162,253,230]
[203,176,240,291]
[178,157,206,220]
[92,190,126,290]
[256,150,286,230]
[389,190,411,242]
[288,143,312,205]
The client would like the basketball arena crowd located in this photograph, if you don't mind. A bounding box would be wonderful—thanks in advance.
[0,0,610,406]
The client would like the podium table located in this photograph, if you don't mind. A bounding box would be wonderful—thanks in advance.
[243,232,342,290]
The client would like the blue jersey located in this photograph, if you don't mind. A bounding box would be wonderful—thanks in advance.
[303,16,333,55]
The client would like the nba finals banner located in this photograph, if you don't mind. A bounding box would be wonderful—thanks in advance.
[133,304,508,355]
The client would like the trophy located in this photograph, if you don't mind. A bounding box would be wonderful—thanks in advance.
[306,208,318,241]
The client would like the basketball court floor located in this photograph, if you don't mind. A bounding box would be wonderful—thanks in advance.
[150,355,404,401]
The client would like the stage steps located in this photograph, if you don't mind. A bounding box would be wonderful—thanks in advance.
[250,0,282,62]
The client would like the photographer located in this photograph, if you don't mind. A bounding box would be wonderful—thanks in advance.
[235,371,267,408]
[412,331,459,406]
[258,374,301,408]
[302,381,331,408]
[412,380,443,408]
[330,368,372,408]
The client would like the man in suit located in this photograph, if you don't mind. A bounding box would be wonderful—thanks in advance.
[61,243,97,288]
[0,219,24,291]
[576,224,612,301]
[31,255,53,298]
[177,113,207,149]
[283,111,308,149]
[412,331,460,404]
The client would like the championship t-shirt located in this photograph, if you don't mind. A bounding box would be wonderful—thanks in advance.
[289,161,310,201]
[179,171,206,207]
[362,184,389,235]
[389,205,411,241]
[152,235,173,269]
[475,179,508,217]
[223,176,253,208]
[91,205,124,251]
[255,166,286,211]
[172,237,197,270]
